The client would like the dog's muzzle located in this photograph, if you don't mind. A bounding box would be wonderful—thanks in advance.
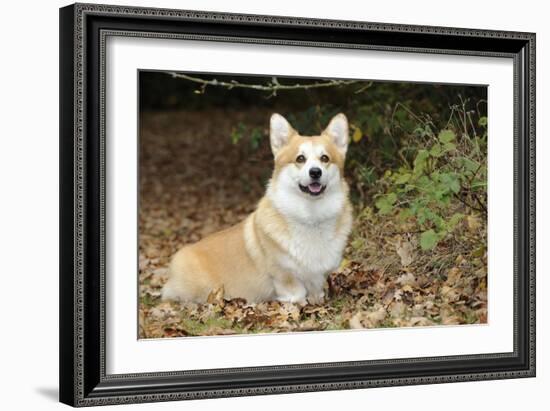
[299,181,326,196]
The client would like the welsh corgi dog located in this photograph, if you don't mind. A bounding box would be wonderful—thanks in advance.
[162,113,353,304]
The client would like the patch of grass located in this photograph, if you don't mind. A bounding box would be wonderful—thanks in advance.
[324,316,348,331]
[178,315,236,336]
[141,294,159,308]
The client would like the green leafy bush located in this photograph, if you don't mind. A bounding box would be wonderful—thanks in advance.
[374,104,487,250]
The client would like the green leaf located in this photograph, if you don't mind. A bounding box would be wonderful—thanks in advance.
[231,129,242,145]
[398,208,413,220]
[230,122,247,145]
[478,116,488,127]
[249,128,263,150]
[448,213,464,230]
[394,173,411,184]
[443,142,456,152]
[471,181,487,189]
[439,173,461,194]
[420,229,439,250]
[420,208,444,229]
[459,157,480,173]
[352,127,363,143]
[413,149,429,174]
[438,129,456,144]
[415,175,431,192]
[429,143,443,157]
[375,193,397,215]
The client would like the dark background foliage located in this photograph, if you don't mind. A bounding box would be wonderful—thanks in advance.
[140,71,486,209]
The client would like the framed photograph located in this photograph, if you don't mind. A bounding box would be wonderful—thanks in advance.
[59,3,535,407]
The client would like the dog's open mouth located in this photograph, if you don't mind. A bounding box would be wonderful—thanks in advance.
[299,182,326,196]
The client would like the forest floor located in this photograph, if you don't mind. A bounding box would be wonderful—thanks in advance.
[139,109,487,338]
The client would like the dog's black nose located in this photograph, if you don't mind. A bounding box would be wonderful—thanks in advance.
[309,167,322,179]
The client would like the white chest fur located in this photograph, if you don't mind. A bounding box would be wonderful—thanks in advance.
[283,220,346,279]
[267,182,350,281]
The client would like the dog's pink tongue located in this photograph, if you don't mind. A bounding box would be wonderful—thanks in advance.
[309,183,322,193]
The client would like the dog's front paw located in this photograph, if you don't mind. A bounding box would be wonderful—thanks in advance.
[273,275,307,305]
[307,291,325,305]
[276,294,307,305]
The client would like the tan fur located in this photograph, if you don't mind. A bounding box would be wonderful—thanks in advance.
[162,113,353,304]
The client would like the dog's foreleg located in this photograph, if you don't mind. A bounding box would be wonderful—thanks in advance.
[304,276,326,305]
[273,274,307,305]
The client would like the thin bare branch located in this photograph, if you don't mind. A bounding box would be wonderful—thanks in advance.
[168,72,366,96]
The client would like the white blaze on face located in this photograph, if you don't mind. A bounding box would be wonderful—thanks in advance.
[282,141,341,195]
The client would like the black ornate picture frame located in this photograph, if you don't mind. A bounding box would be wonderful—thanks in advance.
[59,3,535,407]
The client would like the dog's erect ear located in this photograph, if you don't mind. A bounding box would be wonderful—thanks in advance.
[270,113,295,155]
[323,113,349,155]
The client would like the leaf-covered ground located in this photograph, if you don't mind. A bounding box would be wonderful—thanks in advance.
[139,109,487,338]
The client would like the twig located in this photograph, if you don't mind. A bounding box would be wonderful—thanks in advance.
[472,192,488,213]
[460,163,487,214]
[458,95,469,138]
[466,110,478,139]
[169,72,364,96]
[445,105,457,130]
[467,163,484,187]
[453,192,486,214]
[476,99,488,119]
[354,81,374,94]
[386,229,424,235]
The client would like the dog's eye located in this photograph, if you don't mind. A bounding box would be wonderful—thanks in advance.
[320,154,330,163]
[296,155,306,163]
